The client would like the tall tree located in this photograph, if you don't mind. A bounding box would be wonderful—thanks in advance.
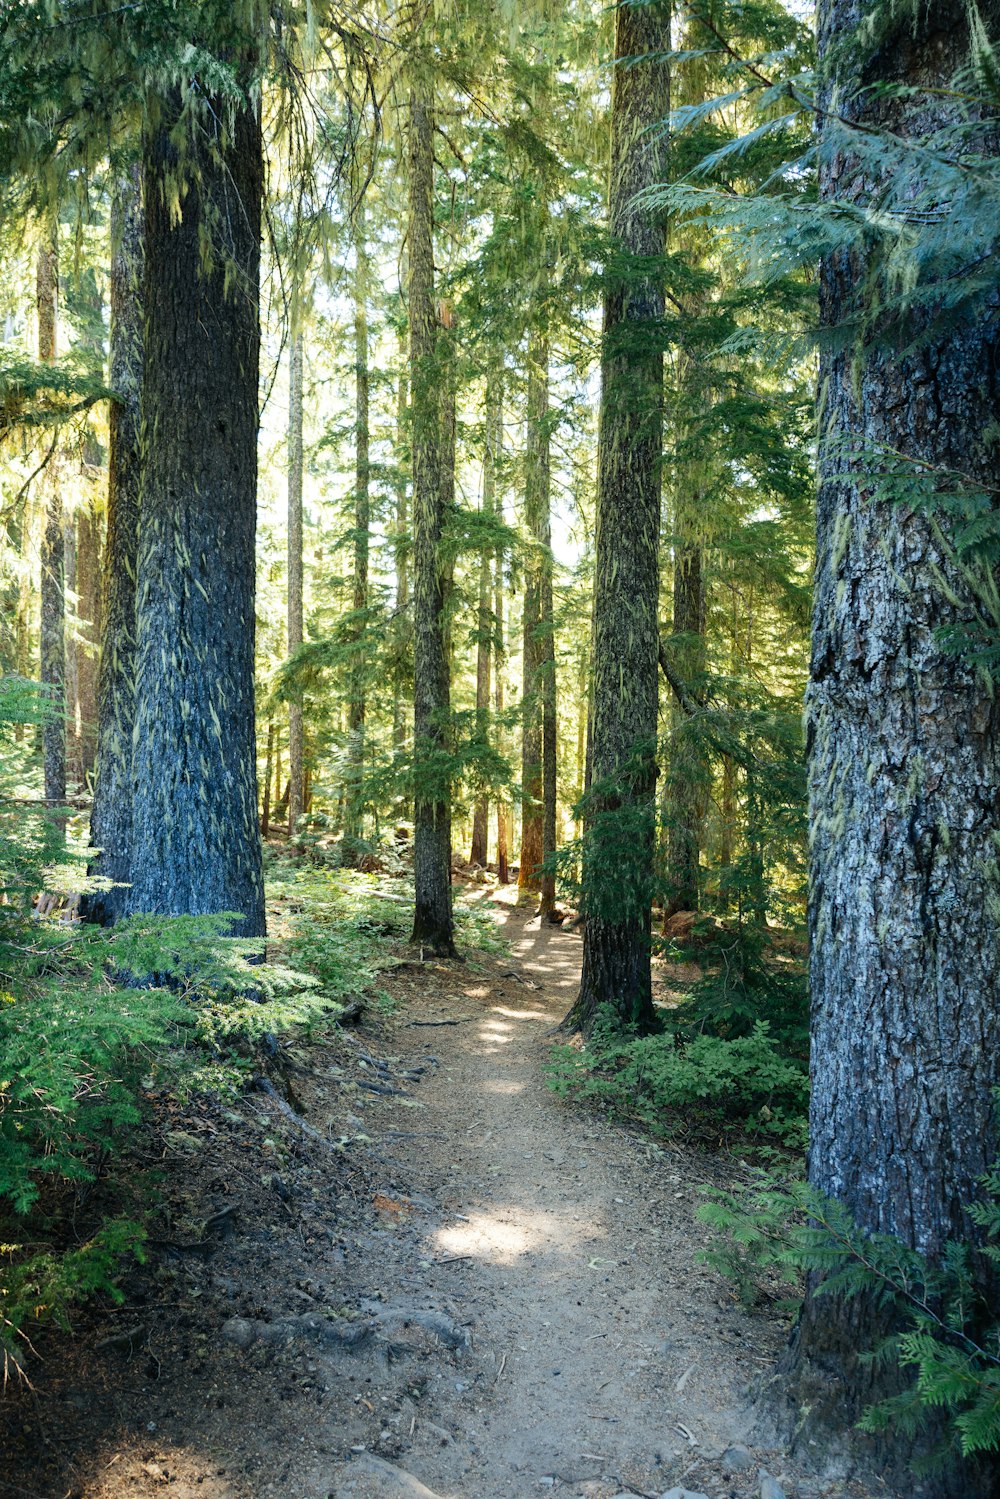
[287,321,305,849]
[126,74,265,938]
[74,490,101,785]
[519,329,547,896]
[470,373,500,867]
[347,215,370,844]
[87,169,142,924]
[408,72,455,955]
[566,1,669,1033]
[37,221,65,814]
[780,4,1000,1491]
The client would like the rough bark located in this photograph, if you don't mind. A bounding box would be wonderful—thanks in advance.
[567,1,669,1034]
[37,226,66,814]
[664,542,705,917]
[470,376,500,867]
[392,338,410,759]
[287,324,305,851]
[75,494,101,784]
[773,5,1000,1492]
[347,224,370,847]
[519,333,547,894]
[86,167,142,925]
[495,541,511,886]
[127,85,265,938]
[408,75,454,955]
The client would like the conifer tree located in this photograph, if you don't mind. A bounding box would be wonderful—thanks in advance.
[37,223,66,815]
[567,0,670,1034]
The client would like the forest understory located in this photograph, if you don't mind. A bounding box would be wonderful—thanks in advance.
[0,881,883,1499]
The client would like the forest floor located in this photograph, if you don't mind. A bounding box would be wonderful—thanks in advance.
[0,883,889,1499]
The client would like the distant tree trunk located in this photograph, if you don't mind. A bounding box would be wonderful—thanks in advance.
[37,225,66,815]
[470,375,500,867]
[438,317,457,669]
[86,167,142,925]
[519,329,548,894]
[392,337,410,759]
[75,493,101,784]
[495,539,511,885]
[538,373,558,918]
[64,515,80,786]
[127,83,265,938]
[261,720,274,837]
[408,75,454,955]
[776,6,1000,1493]
[287,322,305,852]
[347,221,370,847]
[664,542,705,916]
[566,1,669,1034]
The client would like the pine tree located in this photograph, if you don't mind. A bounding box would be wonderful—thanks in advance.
[37,222,65,816]
[408,69,455,955]
[567,0,670,1034]
[126,70,265,938]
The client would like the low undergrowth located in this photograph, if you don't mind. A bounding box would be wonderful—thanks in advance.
[546,922,809,1147]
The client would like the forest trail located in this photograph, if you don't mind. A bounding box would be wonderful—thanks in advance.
[1,888,879,1499]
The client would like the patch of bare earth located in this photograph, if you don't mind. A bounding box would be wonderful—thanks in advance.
[0,886,887,1499]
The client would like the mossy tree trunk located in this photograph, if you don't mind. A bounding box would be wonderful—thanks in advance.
[566,0,669,1034]
[392,336,410,762]
[664,542,705,916]
[519,331,548,896]
[470,373,500,867]
[776,5,1000,1491]
[37,223,66,815]
[86,168,142,925]
[495,532,511,886]
[75,492,101,785]
[287,321,305,853]
[408,74,454,955]
[127,84,265,939]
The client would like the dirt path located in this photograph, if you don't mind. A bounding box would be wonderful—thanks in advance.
[0,888,883,1499]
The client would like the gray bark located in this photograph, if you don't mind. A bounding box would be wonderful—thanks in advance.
[127,84,265,938]
[287,324,305,850]
[470,375,500,867]
[86,166,142,925]
[408,75,454,955]
[568,1,669,1034]
[519,329,548,895]
[776,4,1000,1491]
[347,223,370,847]
[37,226,66,814]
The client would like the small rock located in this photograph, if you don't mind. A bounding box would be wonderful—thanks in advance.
[760,1475,787,1499]
[721,1444,755,1473]
[659,1489,712,1499]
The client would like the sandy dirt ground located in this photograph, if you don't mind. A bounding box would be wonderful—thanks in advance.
[0,886,890,1499]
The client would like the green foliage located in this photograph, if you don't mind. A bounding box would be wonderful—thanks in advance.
[546,1005,807,1142]
[699,1168,1000,1467]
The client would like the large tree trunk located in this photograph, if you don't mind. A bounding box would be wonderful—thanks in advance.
[392,336,410,761]
[408,75,454,955]
[287,323,305,852]
[127,85,265,938]
[75,492,101,785]
[518,331,547,895]
[470,375,500,867]
[774,5,1000,1492]
[346,224,370,849]
[495,533,511,886]
[86,168,142,925]
[566,1,668,1034]
[664,541,705,917]
[37,225,66,816]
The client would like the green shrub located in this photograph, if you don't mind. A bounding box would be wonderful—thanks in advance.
[699,1169,1000,1468]
[546,1006,808,1141]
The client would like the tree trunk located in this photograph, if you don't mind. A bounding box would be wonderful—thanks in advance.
[519,329,548,894]
[37,225,66,815]
[347,219,370,848]
[495,535,511,886]
[775,6,1000,1492]
[287,322,305,852]
[470,375,500,867]
[392,336,410,760]
[75,493,101,785]
[408,75,454,955]
[664,542,705,917]
[127,84,265,939]
[86,167,142,925]
[64,514,80,787]
[567,1,669,1034]
[261,720,274,837]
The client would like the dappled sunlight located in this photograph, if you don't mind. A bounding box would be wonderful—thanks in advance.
[480,1077,525,1095]
[490,1005,549,1021]
[433,1203,604,1265]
